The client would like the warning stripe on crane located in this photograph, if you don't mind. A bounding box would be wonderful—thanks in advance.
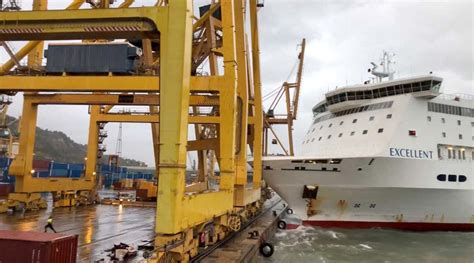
[0,28,43,34]
[84,26,142,32]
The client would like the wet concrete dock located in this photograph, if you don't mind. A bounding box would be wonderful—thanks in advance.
[0,204,156,262]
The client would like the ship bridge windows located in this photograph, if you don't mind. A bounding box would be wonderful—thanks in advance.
[326,80,440,106]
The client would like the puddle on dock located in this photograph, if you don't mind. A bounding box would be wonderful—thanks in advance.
[0,204,156,262]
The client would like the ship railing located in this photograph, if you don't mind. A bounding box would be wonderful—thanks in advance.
[438,93,473,101]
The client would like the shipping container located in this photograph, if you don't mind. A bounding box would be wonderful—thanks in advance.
[0,230,78,263]
[136,188,148,201]
[45,42,141,74]
[0,183,13,197]
[33,159,51,171]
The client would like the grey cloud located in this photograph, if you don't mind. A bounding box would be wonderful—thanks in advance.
[2,0,472,161]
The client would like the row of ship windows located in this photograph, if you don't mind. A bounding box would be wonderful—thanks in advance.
[436,174,467,182]
[427,116,474,127]
[309,114,392,134]
[440,132,472,140]
[304,128,385,144]
[427,102,474,117]
[438,148,472,160]
[312,101,394,124]
[326,81,436,106]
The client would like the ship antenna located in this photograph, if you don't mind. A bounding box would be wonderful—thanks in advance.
[368,51,395,83]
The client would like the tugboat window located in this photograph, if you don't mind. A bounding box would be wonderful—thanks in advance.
[459,175,467,182]
[437,174,446,181]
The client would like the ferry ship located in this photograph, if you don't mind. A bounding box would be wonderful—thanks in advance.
[263,53,474,231]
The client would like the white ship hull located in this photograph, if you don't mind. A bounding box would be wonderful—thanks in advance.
[263,157,474,231]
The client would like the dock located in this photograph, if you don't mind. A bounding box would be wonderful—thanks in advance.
[0,204,155,262]
[0,196,286,262]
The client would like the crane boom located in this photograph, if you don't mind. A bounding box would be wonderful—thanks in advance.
[264,38,306,156]
[292,38,306,120]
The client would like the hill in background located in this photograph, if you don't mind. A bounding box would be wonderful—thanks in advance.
[7,116,147,167]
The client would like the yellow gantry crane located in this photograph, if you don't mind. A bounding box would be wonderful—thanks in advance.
[0,0,265,261]
[264,38,306,156]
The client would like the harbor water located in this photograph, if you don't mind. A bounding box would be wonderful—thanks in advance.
[260,225,474,262]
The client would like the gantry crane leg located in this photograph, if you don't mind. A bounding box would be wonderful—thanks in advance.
[249,0,263,189]
[155,1,198,260]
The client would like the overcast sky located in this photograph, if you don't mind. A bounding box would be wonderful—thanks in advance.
[2,0,472,166]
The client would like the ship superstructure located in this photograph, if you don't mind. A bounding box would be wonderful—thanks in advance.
[263,53,474,230]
